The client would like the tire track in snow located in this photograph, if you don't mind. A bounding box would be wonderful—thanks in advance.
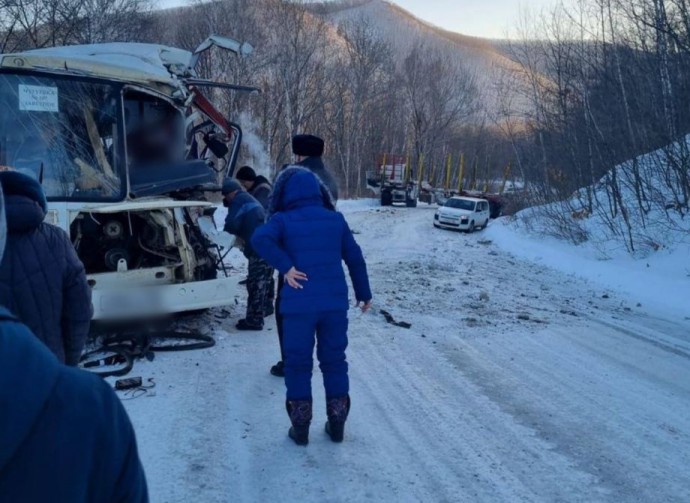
[585,315,690,360]
[350,317,607,502]
[440,318,690,502]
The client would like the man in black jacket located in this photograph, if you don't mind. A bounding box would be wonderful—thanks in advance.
[0,184,148,503]
[269,134,340,377]
[235,165,272,210]
[292,134,339,201]
[0,170,92,365]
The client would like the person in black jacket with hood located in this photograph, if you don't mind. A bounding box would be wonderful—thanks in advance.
[0,184,149,503]
[269,134,339,377]
[0,169,92,365]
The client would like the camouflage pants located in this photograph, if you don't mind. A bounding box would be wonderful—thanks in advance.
[246,255,274,325]
[266,271,275,312]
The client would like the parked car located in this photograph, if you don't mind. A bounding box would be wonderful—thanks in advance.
[433,196,490,232]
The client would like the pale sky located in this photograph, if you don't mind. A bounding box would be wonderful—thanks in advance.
[392,0,559,39]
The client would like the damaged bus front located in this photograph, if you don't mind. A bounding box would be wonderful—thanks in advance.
[0,38,254,320]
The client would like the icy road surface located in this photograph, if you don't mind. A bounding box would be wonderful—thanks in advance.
[119,204,690,503]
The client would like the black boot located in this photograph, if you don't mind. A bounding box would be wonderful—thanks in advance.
[286,399,312,446]
[236,318,263,331]
[270,360,284,377]
[325,395,350,443]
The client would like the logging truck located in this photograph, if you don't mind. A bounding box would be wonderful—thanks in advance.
[366,154,418,207]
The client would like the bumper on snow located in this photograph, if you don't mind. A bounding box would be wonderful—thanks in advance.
[91,277,239,320]
[434,218,472,231]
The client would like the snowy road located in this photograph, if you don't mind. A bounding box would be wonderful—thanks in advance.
[119,204,690,503]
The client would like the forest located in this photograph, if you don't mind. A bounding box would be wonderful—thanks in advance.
[1,0,689,250]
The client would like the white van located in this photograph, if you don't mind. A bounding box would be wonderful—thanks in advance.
[433,196,490,232]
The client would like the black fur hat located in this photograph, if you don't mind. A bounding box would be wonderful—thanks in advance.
[292,134,324,157]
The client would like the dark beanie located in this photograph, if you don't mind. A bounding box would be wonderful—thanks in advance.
[221,178,243,194]
[292,134,324,157]
[0,170,47,212]
[235,165,257,181]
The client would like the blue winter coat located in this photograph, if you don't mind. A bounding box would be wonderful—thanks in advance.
[0,307,148,502]
[0,171,92,365]
[251,168,371,314]
[223,190,266,258]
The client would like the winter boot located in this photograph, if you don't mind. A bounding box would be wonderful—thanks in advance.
[325,395,351,443]
[270,360,284,377]
[286,399,312,446]
[236,319,263,331]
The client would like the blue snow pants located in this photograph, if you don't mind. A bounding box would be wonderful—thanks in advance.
[282,310,349,401]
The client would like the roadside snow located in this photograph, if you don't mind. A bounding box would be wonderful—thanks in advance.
[117,200,690,503]
[485,216,690,320]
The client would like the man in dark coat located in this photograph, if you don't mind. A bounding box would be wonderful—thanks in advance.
[269,134,340,377]
[252,166,371,445]
[292,134,339,201]
[235,165,272,210]
[0,185,148,503]
[0,170,92,365]
[222,178,273,330]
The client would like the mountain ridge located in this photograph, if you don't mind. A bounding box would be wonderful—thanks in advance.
[310,0,534,119]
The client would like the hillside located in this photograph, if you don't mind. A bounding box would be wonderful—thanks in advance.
[147,0,537,124]
[309,0,535,119]
[140,0,540,185]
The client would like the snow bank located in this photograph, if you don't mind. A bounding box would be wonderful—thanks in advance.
[487,213,689,319]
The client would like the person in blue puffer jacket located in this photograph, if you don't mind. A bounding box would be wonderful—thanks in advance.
[252,166,372,446]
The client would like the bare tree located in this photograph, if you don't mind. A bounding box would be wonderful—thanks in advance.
[0,0,152,50]
[326,16,394,197]
[400,41,478,175]
[74,0,154,44]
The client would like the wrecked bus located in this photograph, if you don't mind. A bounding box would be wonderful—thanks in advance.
[0,37,254,320]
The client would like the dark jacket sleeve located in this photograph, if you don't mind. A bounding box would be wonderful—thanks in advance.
[252,184,271,210]
[60,230,92,366]
[110,394,149,503]
[320,169,339,203]
[251,215,294,275]
[340,217,371,302]
[224,194,265,258]
[79,375,149,503]
[223,199,242,236]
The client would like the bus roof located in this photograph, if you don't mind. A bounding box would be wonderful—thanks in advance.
[0,43,193,94]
